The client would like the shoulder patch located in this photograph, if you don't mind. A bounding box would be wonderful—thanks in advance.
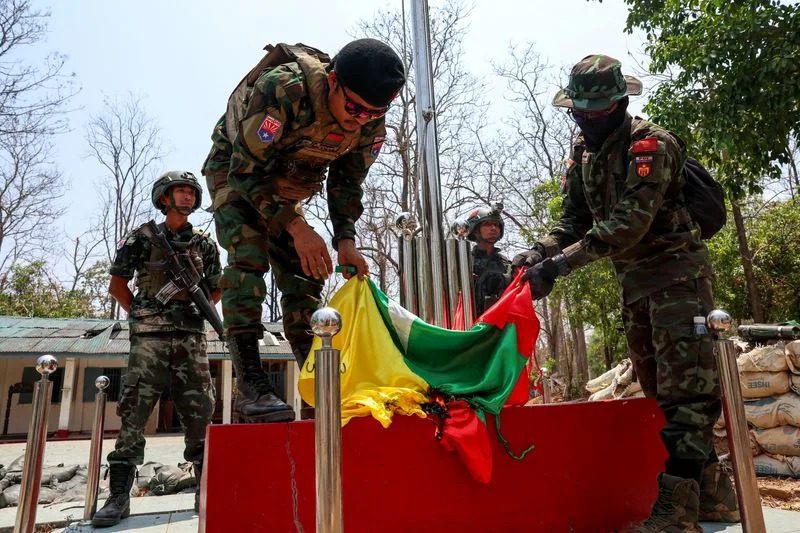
[257,115,282,142]
[370,136,385,158]
[631,137,659,153]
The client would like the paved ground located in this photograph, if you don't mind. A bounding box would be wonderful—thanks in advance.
[1,435,798,532]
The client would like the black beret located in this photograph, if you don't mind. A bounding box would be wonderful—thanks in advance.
[333,38,405,107]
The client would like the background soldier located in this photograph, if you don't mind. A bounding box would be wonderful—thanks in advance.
[93,171,220,526]
[514,55,737,531]
[202,38,405,422]
[466,205,512,317]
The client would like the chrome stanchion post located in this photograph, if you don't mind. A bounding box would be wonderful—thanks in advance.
[83,375,110,520]
[14,355,58,533]
[311,307,343,533]
[708,310,766,533]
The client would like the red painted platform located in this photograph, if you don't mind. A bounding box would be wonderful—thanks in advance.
[201,398,667,533]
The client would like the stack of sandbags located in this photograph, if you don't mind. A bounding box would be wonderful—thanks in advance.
[737,343,791,398]
[721,340,800,478]
[586,359,644,402]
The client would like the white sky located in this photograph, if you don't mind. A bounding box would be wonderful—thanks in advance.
[25,0,648,278]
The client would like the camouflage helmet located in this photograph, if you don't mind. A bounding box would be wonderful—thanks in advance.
[151,171,202,214]
[466,204,504,243]
[552,54,643,111]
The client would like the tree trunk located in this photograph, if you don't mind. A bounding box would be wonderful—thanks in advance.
[570,316,589,394]
[731,200,765,322]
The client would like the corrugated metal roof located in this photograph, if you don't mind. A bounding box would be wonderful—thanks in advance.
[0,315,293,361]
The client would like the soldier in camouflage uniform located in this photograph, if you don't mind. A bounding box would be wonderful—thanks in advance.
[92,171,220,527]
[466,205,512,317]
[202,39,404,422]
[514,56,738,531]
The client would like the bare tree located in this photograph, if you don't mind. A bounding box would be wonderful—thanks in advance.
[0,0,75,275]
[86,93,164,317]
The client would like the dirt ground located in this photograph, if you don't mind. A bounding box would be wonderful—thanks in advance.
[714,436,800,511]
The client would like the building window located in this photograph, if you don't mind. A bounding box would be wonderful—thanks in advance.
[83,368,124,402]
[18,367,64,404]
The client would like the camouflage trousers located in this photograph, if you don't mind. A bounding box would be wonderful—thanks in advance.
[108,331,214,466]
[211,197,323,353]
[621,277,721,481]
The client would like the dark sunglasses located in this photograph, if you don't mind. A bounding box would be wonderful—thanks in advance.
[567,102,619,122]
[339,84,389,120]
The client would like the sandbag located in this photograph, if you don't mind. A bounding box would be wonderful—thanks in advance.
[149,466,184,496]
[754,453,800,478]
[137,461,164,490]
[42,464,80,483]
[0,484,59,506]
[788,341,800,374]
[752,426,800,456]
[792,374,800,395]
[744,393,800,428]
[737,343,787,373]
[740,371,791,398]
[586,360,631,393]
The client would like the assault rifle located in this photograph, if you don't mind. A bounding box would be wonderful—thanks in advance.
[146,220,225,341]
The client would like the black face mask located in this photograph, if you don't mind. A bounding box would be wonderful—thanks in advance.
[572,97,629,151]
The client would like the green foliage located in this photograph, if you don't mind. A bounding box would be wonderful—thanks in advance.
[707,198,800,322]
[0,261,95,318]
[620,0,800,197]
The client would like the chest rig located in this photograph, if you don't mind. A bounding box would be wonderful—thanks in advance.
[225,43,362,196]
[135,232,204,302]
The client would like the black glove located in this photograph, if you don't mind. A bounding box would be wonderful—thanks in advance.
[521,253,571,300]
[512,243,546,268]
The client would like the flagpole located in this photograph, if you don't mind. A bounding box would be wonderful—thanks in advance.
[411,0,450,327]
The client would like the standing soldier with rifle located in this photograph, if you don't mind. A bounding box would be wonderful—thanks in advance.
[93,171,221,526]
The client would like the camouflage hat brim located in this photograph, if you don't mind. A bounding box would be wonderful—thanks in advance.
[553,75,643,110]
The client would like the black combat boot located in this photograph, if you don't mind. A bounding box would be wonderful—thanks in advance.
[230,332,295,423]
[92,463,136,527]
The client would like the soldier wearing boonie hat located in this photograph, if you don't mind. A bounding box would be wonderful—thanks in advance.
[515,55,735,532]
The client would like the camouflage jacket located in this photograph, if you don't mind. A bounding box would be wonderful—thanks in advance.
[110,222,221,334]
[542,115,711,304]
[202,55,386,240]
[472,246,512,316]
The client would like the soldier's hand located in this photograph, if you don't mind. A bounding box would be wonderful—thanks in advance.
[520,258,558,300]
[287,219,333,280]
[337,240,369,280]
[512,245,545,268]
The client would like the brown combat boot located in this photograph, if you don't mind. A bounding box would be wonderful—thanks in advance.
[631,473,703,533]
[699,461,740,522]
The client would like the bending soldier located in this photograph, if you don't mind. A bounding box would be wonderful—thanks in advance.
[466,205,512,317]
[94,171,221,526]
[202,39,405,422]
[514,56,737,531]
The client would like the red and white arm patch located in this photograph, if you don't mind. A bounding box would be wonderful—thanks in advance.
[631,137,659,153]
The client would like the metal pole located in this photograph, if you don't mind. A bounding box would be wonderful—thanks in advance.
[83,375,110,520]
[453,220,474,329]
[14,355,58,533]
[396,213,418,314]
[415,233,432,324]
[411,0,450,327]
[707,310,766,533]
[311,307,343,533]
[445,235,459,326]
